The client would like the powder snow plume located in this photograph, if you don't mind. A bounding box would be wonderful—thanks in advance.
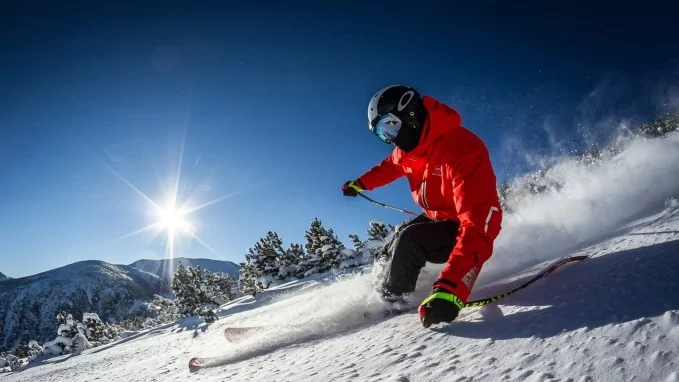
[197,272,426,367]
[479,132,679,284]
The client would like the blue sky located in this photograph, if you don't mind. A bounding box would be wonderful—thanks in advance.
[1,1,677,277]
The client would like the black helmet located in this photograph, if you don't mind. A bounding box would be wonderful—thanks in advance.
[367,85,426,151]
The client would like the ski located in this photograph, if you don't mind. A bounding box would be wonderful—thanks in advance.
[464,255,588,307]
[224,326,269,342]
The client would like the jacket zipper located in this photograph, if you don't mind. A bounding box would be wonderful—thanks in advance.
[421,180,429,209]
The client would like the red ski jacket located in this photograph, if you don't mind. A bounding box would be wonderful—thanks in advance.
[358,96,503,301]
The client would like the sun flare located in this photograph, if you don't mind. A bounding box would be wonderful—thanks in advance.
[157,205,192,233]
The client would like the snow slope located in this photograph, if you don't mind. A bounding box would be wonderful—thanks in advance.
[129,257,240,282]
[4,133,679,381]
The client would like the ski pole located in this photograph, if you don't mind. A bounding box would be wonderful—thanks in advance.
[357,192,419,217]
[464,255,588,308]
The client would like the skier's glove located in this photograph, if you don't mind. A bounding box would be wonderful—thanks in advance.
[418,288,464,328]
[342,179,364,197]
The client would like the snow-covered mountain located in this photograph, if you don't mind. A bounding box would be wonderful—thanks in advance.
[129,257,240,281]
[4,133,679,381]
[0,272,9,281]
[0,260,171,351]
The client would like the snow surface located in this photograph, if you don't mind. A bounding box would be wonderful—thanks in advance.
[4,134,679,381]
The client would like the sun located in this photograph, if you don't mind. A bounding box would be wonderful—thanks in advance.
[157,205,192,233]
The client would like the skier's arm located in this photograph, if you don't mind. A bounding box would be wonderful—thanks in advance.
[357,153,405,191]
[436,142,503,299]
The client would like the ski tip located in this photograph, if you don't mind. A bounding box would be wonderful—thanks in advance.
[189,357,207,372]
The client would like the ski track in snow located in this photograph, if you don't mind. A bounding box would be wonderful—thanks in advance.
[4,134,679,381]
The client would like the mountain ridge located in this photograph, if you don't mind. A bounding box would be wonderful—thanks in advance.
[0,260,171,351]
[129,257,240,281]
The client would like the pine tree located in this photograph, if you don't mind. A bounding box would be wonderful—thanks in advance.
[246,243,272,288]
[255,231,286,279]
[348,234,364,251]
[44,311,90,354]
[300,218,345,276]
[238,252,260,296]
[3,353,19,370]
[83,313,117,345]
[149,294,180,325]
[304,218,326,255]
[319,227,344,270]
[171,261,218,323]
[278,242,302,279]
[9,344,30,359]
[299,218,327,276]
[204,270,237,305]
[367,220,390,241]
[56,312,78,339]
[172,261,199,317]
[284,243,304,276]
[27,341,43,362]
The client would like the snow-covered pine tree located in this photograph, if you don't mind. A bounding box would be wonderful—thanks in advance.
[171,261,218,323]
[338,247,361,268]
[256,231,286,281]
[3,353,19,370]
[367,220,390,241]
[348,233,364,251]
[282,243,304,278]
[203,270,237,305]
[238,252,260,296]
[319,228,345,270]
[27,341,43,362]
[300,218,345,276]
[172,261,199,317]
[42,312,91,355]
[247,243,274,289]
[246,246,267,278]
[149,294,179,325]
[274,239,300,280]
[304,218,325,256]
[9,344,29,359]
[56,311,77,337]
[339,233,365,268]
[299,218,327,276]
[83,313,118,345]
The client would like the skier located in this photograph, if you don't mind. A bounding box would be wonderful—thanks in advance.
[342,85,503,328]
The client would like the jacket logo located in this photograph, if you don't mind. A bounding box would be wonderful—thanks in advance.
[431,165,442,177]
[461,267,479,289]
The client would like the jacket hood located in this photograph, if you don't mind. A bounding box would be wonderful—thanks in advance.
[392,96,462,164]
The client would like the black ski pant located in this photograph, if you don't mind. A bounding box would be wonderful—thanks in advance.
[382,214,460,296]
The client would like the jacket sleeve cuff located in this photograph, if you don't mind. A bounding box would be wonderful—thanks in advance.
[355,177,368,191]
[432,278,457,295]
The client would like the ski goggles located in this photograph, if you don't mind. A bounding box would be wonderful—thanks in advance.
[370,113,402,144]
